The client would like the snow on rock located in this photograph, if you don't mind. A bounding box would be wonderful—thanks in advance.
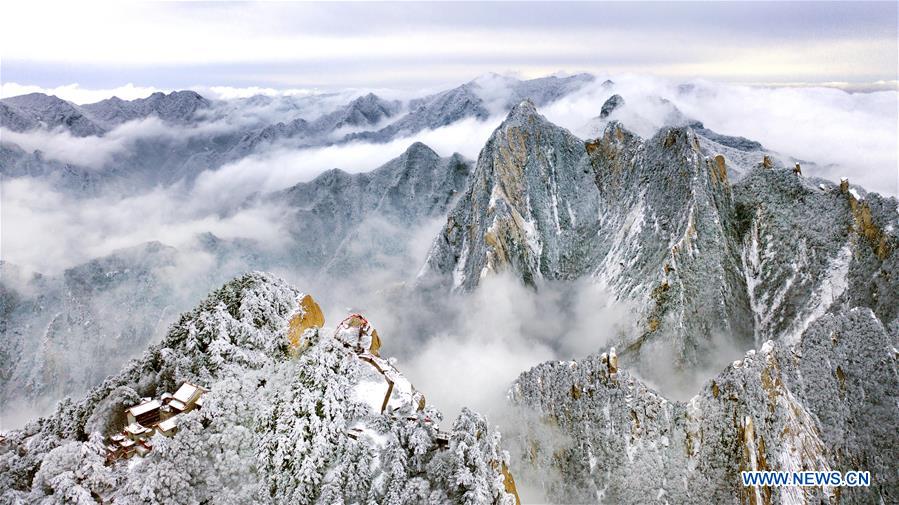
[509,309,899,503]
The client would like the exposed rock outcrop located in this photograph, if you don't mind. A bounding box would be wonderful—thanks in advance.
[418,100,601,291]
[734,168,899,345]
[599,94,625,119]
[509,307,899,504]
[286,294,325,352]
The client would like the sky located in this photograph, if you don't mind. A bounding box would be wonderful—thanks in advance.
[2,1,897,95]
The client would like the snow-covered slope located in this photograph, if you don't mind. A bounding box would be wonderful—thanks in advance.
[734,168,899,346]
[347,74,593,144]
[80,91,211,127]
[418,102,753,368]
[509,307,898,504]
[0,93,105,137]
[417,99,601,291]
[3,77,897,504]
[0,272,519,504]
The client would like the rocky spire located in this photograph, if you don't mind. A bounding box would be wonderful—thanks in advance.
[417,99,600,291]
[599,94,625,118]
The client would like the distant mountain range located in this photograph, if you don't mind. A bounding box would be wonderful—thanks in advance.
[0,74,594,194]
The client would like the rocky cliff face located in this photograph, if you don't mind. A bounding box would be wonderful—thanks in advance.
[509,307,898,504]
[418,100,601,291]
[599,94,625,119]
[734,168,899,347]
[420,100,898,375]
[416,99,898,504]
[0,273,519,505]
[585,121,755,367]
[3,79,896,504]
[419,103,754,368]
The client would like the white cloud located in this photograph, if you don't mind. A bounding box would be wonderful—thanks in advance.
[0,127,130,167]
[314,273,636,426]
[0,177,288,275]
[202,86,321,100]
[0,115,254,168]
[191,115,502,207]
[5,73,894,437]
[671,81,898,195]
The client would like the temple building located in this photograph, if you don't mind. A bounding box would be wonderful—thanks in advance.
[106,382,207,464]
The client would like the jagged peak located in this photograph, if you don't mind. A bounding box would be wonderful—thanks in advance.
[315,166,352,182]
[599,94,626,119]
[480,100,584,167]
[347,91,396,109]
[403,141,438,158]
[586,120,640,153]
[349,92,381,104]
[601,119,637,140]
[143,89,209,105]
[653,124,701,151]
[492,98,552,135]
[507,98,537,117]
[166,89,207,101]
[447,151,468,163]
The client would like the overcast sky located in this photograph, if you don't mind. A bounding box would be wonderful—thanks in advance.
[2,1,897,94]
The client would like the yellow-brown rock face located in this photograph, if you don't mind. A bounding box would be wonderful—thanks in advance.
[287,294,325,351]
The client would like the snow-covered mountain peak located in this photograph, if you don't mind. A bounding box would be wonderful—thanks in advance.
[0,92,105,136]
[1,272,521,504]
[418,101,599,290]
[400,140,439,160]
[599,93,625,119]
[1,92,70,109]
[81,90,211,126]
[501,98,539,124]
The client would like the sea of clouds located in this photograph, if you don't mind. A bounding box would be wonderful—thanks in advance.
[1,73,896,431]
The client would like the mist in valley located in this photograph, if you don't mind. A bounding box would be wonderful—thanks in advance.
[1,74,896,436]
